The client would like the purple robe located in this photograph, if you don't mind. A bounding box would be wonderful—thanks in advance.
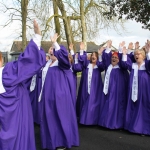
[122,58,150,135]
[98,51,129,129]
[40,45,79,150]
[76,56,104,125]
[0,40,46,150]
[71,62,83,107]
[30,70,43,124]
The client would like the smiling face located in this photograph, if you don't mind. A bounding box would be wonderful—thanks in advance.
[134,49,145,63]
[111,52,119,66]
[90,52,98,63]
[48,47,57,61]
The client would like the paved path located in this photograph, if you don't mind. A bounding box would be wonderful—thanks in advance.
[35,124,150,150]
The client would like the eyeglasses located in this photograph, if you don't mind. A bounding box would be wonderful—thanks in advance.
[134,53,142,56]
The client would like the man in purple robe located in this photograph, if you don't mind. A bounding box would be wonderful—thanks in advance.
[0,20,46,150]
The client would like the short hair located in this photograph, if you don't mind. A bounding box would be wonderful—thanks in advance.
[134,49,146,59]
[90,51,98,63]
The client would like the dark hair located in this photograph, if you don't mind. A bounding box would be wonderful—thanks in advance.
[90,51,98,63]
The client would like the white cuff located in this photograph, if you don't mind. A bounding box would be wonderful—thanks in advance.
[33,34,42,50]
[122,55,127,61]
[80,50,84,55]
[70,50,74,55]
[99,55,102,62]
[118,47,122,53]
[105,48,111,53]
[75,58,78,64]
[147,52,150,60]
[53,42,60,51]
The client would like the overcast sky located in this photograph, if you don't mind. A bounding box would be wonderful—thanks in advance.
[0,17,149,52]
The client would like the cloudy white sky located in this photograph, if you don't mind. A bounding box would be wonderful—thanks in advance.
[0,16,149,52]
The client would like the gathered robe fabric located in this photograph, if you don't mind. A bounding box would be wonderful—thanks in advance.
[122,58,150,135]
[0,40,46,150]
[40,45,79,150]
[71,62,83,107]
[30,70,43,124]
[76,55,105,125]
[98,51,129,129]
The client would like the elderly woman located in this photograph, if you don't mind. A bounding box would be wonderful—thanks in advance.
[98,41,129,129]
[76,45,105,125]
[122,41,150,135]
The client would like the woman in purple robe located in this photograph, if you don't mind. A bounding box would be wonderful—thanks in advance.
[39,34,79,150]
[98,40,129,129]
[76,43,105,125]
[122,42,150,135]
[0,20,46,150]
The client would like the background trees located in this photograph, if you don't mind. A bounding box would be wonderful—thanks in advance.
[1,0,148,51]
[103,0,150,30]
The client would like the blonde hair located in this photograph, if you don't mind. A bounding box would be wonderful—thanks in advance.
[134,49,146,59]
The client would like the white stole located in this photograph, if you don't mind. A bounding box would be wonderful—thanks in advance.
[87,64,98,94]
[0,67,6,94]
[131,62,145,102]
[30,74,37,92]
[103,64,119,95]
[38,60,52,102]
[38,60,58,102]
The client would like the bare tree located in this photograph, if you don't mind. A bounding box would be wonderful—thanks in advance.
[0,0,30,51]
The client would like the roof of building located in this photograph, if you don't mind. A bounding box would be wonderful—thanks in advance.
[10,40,117,55]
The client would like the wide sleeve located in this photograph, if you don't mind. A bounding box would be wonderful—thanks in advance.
[72,62,83,73]
[102,48,112,69]
[96,55,105,72]
[78,51,88,68]
[2,39,46,87]
[120,54,132,71]
[54,45,71,70]
[145,52,150,71]
[127,52,136,63]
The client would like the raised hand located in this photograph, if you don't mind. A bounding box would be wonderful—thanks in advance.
[135,41,140,50]
[128,42,133,50]
[145,40,150,53]
[50,33,60,43]
[33,20,41,35]
[80,42,85,50]
[122,46,127,55]
[98,47,105,55]
[119,41,125,48]
[107,40,112,48]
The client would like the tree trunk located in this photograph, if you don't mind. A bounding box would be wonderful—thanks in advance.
[21,0,28,51]
[53,0,61,43]
[55,0,72,49]
[80,0,87,50]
